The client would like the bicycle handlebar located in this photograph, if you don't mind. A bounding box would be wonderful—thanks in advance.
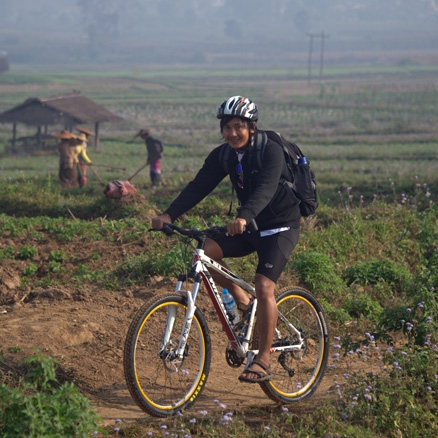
[149,223,228,240]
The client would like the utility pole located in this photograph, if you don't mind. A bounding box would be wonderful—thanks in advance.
[306,31,329,86]
[307,33,314,87]
[319,30,328,82]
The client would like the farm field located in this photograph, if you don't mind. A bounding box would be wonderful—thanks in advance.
[1,65,437,208]
[0,64,438,437]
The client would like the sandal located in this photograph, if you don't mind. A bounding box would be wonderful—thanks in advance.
[238,357,271,383]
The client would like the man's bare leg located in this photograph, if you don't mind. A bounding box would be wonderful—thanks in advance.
[204,238,251,309]
[239,273,277,381]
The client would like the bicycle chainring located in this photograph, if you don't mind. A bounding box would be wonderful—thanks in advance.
[225,346,244,368]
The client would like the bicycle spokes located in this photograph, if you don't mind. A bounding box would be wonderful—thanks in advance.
[124,295,211,417]
[257,288,329,404]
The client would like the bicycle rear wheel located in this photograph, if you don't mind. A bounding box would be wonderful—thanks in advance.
[123,294,211,417]
[259,287,329,403]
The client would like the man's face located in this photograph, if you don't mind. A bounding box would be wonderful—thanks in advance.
[222,117,253,150]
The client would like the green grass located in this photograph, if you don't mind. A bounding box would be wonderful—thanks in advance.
[1,67,438,437]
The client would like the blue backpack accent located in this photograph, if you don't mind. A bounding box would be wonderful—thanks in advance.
[220,130,318,217]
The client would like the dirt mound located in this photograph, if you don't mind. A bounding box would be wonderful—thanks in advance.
[1,281,303,423]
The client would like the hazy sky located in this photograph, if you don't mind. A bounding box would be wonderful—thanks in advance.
[1,0,437,66]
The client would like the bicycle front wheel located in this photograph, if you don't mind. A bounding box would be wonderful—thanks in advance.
[259,287,329,404]
[123,294,211,417]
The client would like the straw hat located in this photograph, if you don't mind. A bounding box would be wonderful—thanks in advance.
[134,128,152,139]
[77,127,94,137]
[77,133,87,141]
[52,130,76,139]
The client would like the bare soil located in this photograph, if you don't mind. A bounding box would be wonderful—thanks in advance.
[0,233,336,426]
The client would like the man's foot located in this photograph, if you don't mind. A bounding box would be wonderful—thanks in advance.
[238,356,271,383]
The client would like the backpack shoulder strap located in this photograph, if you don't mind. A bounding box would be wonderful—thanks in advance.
[218,142,237,216]
[253,130,268,170]
[219,142,232,173]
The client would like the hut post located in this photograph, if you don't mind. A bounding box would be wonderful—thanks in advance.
[37,126,42,148]
[94,122,100,149]
[12,123,17,149]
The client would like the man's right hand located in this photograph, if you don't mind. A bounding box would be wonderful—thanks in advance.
[151,213,172,229]
[226,218,247,236]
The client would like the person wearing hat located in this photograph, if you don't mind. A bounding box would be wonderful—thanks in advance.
[53,130,93,189]
[134,129,164,189]
[77,127,94,139]
[53,130,80,188]
[151,96,301,384]
[75,132,93,187]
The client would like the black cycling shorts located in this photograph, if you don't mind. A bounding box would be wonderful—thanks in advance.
[213,227,300,283]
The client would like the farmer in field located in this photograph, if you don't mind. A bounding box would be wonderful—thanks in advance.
[151,96,301,383]
[54,130,93,189]
[54,130,80,188]
[134,129,164,190]
[75,132,93,187]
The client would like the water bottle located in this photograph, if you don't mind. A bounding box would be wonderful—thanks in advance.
[221,289,241,325]
[298,156,308,165]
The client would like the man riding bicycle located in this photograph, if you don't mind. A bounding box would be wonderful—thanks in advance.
[152,96,301,383]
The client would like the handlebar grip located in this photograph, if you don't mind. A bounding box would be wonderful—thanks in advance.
[148,224,175,236]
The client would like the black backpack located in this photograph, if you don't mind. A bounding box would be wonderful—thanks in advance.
[220,130,318,217]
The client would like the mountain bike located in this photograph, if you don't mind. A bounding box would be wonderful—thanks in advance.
[123,223,329,418]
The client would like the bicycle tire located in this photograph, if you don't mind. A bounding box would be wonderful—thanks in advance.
[123,294,211,417]
[257,287,329,404]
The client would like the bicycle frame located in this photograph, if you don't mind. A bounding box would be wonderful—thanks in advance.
[162,243,306,367]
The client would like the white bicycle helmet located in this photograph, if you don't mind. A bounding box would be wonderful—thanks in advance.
[217,96,258,121]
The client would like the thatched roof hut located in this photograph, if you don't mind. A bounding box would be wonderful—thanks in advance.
[0,92,123,149]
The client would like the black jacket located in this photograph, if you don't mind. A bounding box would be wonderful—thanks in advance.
[146,136,163,162]
[164,135,301,230]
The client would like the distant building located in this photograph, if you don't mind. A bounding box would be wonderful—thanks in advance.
[0,51,9,73]
[0,92,123,150]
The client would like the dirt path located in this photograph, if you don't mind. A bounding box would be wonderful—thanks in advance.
[0,283,335,425]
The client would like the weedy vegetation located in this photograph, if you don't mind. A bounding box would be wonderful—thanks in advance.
[0,64,437,436]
